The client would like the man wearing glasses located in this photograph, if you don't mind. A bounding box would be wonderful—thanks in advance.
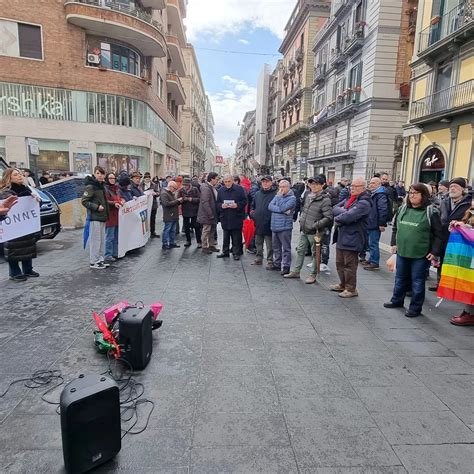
[331,177,371,298]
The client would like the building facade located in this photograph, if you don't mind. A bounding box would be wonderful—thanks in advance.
[267,60,284,176]
[204,95,218,173]
[0,0,189,178]
[402,0,473,186]
[253,64,271,173]
[234,110,256,175]
[308,0,417,183]
[180,44,206,176]
[274,0,331,183]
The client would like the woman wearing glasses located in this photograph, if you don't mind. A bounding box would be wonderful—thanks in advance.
[384,183,444,317]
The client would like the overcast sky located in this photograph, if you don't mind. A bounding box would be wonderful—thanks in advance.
[184,0,296,157]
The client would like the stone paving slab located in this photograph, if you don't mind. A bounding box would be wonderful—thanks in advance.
[0,227,473,473]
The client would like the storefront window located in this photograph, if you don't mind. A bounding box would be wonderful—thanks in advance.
[419,147,445,183]
[96,143,149,174]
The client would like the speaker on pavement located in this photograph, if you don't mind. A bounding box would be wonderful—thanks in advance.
[60,374,121,473]
[119,306,153,370]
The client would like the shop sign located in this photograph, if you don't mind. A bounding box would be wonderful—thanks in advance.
[27,138,39,156]
[215,155,224,166]
[0,93,64,118]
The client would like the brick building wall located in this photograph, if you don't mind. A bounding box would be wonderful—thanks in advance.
[0,0,181,136]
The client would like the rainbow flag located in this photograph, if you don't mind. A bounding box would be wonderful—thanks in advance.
[437,227,474,305]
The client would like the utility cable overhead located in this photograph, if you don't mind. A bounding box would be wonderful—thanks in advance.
[195,47,280,57]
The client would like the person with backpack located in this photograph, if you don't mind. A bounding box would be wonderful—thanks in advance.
[363,177,389,271]
[384,183,444,318]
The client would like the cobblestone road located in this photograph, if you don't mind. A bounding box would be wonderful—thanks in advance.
[0,227,473,473]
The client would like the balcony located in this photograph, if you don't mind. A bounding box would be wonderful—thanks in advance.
[308,139,355,163]
[310,92,360,131]
[330,48,346,70]
[141,0,165,9]
[418,1,473,59]
[343,24,365,55]
[65,0,166,57]
[167,73,186,105]
[167,34,186,76]
[167,0,186,45]
[295,46,305,62]
[274,121,309,144]
[410,79,474,123]
[314,64,327,86]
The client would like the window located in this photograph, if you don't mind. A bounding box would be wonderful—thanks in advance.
[156,73,164,99]
[87,38,141,77]
[435,61,452,92]
[0,20,42,59]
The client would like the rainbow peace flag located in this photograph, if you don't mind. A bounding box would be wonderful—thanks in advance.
[437,227,474,305]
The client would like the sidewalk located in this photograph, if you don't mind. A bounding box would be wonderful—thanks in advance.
[0,226,473,473]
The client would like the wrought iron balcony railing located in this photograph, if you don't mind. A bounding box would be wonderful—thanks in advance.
[411,79,474,121]
[418,1,473,53]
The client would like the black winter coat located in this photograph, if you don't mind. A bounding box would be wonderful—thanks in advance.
[439,194,472,247]
[81,176,109,222]
[333,191,372,252]
[217,184,247,230]
[0,185,37,262]
[250,186,277,235]
[177,186,200,217]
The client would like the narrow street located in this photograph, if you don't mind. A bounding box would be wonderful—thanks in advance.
[0,228,473,473]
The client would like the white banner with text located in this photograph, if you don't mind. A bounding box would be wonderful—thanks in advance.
[117,194,153,258]
[0,196,41,243]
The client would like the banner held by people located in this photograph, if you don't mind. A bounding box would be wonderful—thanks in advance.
[118,194,153,258]
[0,196,41,243]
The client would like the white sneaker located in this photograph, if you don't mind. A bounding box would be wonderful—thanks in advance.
[319,264,330,272]
[306,262,314,268]
[99,261,110,267]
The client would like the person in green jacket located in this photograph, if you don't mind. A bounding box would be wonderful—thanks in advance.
[384,183,444,317]
[81,166,110,269]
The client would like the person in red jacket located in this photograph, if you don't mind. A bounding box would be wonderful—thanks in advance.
[104,172,123,262]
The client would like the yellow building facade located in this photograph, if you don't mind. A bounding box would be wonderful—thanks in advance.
[402,0,473,186]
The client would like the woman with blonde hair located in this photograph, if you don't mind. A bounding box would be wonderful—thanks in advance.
[0,168,40,281]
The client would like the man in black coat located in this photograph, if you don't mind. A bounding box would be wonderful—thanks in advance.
[429,177,471,291]
[216,175,247,260]
[178,177,202,248]
[250,175,276,268]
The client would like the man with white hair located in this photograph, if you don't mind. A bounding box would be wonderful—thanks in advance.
[331,177,371,298]
[160,180,183,249]
[363,176,389,271]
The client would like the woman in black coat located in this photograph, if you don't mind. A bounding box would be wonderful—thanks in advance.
[0,168,40,281]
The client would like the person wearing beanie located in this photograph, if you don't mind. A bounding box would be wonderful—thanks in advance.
[437,179,450,204]
[177,177,202,248]
[118,176,133,202]
[429,177,471,291]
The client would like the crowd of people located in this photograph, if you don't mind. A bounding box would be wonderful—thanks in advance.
[1,164,473,327]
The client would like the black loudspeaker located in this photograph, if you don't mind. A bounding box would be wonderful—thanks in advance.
[60,374,121,473]
[119,307,153,370]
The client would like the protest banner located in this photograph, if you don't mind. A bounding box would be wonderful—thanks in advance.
[118,194,153,258]
[0,196,41,243]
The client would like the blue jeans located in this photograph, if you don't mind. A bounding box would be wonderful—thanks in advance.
[368,229,381,265]
[9,259,33,277]
[391,255,430,315]
[105,226,118,258]
[163,221,177,245]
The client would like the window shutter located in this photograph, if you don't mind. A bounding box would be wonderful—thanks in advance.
[18,23,42,59]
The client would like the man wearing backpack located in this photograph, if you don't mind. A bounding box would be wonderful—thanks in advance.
[363,177,389,271]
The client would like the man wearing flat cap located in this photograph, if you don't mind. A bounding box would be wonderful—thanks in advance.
[284,176,333,284]
[430,177,471,291]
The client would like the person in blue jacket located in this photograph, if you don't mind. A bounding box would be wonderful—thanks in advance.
[363,176,389,271]
[268,179,296,275]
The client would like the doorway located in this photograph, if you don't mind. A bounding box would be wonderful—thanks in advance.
[419,147,446,183]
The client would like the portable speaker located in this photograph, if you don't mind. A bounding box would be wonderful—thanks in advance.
[60,374,121,473]
[119,306,153,370]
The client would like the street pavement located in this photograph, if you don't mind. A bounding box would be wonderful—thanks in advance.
[0,225,473,473]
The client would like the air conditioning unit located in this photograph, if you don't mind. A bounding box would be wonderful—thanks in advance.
[87,54,100,65]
